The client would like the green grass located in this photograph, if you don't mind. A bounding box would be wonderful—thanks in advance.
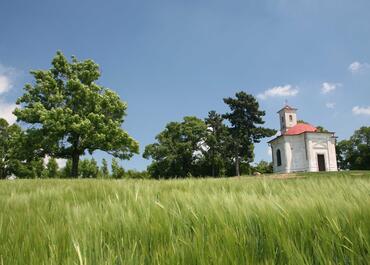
[0,171,369,265]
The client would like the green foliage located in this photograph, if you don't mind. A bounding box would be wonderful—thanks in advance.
[337,126,370,170]
[124,169,150,179]
[45,157,59,178]
[0,118,46,178]
[253,160,273,174]
[143,116,208,178]
[203,111,230,177]
[0,118,17,178]
[0,172,369,264]
[14,51,139,177]
[316,126,329,132]
[79,158,99,178]
[61,160,72,178]
[223,91,276,176]
[297,119,308,124]
[111,158,125,179]
[100,158,109,178]
[144,92,276,178]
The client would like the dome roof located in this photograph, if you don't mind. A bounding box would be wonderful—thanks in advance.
[284,123,317,135]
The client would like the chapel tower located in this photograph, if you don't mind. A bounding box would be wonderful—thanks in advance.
[277,105,297,134]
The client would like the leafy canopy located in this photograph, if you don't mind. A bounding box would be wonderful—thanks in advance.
[223,91,276,175]
[0,118,44,178]
[143,116,207,178]
[203,111,231,177]
[0,119,21,178]
[14,51,139,176]
[337,126,370,170]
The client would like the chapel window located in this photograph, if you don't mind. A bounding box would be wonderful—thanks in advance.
[277,149,282,166]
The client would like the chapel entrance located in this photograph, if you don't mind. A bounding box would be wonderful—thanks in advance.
[317,154,326,171]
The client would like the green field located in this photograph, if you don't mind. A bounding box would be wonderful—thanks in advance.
[0,172,369,265]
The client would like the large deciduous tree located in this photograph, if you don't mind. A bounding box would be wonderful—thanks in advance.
[223,92,276,176]
[14,51,139,177]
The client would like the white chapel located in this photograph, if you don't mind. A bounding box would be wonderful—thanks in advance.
[268,105,338,173]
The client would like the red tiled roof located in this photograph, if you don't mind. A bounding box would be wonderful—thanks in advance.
[284,123,317,135]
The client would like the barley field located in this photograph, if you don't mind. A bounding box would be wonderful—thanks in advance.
[0,171,369,265]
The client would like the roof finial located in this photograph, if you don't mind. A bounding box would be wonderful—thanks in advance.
[285,99,288,106]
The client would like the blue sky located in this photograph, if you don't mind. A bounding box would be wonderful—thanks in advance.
[0,0,369,170]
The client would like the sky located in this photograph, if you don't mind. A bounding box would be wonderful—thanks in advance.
[0,0,369,170]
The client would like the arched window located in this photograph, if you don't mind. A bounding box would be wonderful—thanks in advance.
[276,149,282,166]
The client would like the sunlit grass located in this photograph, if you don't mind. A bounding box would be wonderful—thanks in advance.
[0,171,369,264]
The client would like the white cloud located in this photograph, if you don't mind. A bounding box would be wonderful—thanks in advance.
[0,101,16,124]
[352,106,370,116]
[0,75,12,94]
[257,85,299,100]
[326,102,335,109]
[44,156,67,169]
[56,159,67,168]
[0,63,18,124]
[348,61,370,74]
[0,63,17,94]
[321,82,340,94]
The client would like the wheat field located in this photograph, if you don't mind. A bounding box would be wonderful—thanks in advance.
[0,171,369,265]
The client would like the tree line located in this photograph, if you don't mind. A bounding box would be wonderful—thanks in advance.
[0,51,277,179]
[0,51,369,179]
[143,92,277,178]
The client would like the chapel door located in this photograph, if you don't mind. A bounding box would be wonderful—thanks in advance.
[317,154,326,171]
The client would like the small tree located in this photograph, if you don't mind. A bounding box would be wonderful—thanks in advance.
[61,160,72,178]
[14,51,139,178]
[100,158,110,178]
[45,157,59,178]
[111,158,125,179]
[79,158,99,178]
[204,111,230,177]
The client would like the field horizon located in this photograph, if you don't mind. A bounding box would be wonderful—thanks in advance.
[0,171,369,264]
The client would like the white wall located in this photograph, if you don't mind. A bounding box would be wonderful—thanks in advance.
[271,135,309,173]
[306,133,338,172]
[271,132,338,173]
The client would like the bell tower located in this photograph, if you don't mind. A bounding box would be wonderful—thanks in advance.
[278,105,297,134]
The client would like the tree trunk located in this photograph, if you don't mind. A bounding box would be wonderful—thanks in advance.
[71,153,80,178]
[235,156,240,176]
[234,145,240,176]
[211,149,215,177]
